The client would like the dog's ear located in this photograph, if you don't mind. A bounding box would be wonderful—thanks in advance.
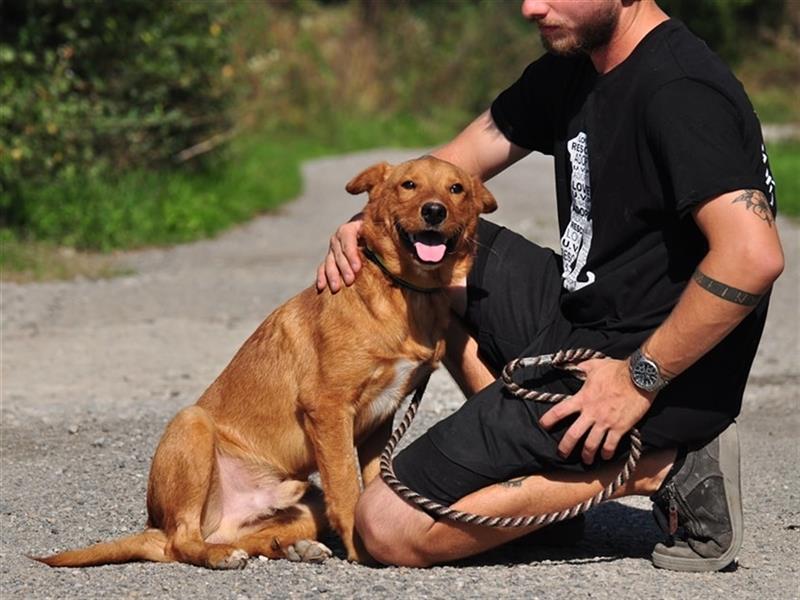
[345,162,392,195]
[472,176,498,214]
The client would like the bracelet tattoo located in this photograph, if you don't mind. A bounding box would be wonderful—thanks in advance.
[731,189,774,227]
[692,269,763,306]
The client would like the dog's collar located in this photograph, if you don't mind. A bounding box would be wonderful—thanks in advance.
[362,246,443,294]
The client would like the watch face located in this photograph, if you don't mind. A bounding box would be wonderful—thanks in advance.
[632,358,660,391]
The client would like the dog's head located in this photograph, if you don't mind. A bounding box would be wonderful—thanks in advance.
[346,156,497,287]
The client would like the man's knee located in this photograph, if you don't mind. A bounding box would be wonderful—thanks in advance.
[355,478,434,567]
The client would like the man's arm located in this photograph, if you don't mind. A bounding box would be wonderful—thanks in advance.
[316,110,530,292]
[430,109,531,181]
[539,188,784,464]
[641,188,783,376]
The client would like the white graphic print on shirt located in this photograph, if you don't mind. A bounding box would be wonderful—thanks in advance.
[561,131,596,291]
[761,143,776,209]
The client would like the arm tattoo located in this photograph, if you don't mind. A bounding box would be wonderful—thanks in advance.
[499,476,529,489]
[692,268,763,306]
[731,189,774,227]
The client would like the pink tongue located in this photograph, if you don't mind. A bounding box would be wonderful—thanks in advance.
[414,242,447,263]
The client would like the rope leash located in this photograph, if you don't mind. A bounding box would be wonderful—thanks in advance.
[379,348,642,528]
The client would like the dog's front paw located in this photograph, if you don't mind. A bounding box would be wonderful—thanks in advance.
[210,548,249,570]
[284,539,333,563]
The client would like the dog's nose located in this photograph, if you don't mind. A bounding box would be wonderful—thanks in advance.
[421,202,447,226]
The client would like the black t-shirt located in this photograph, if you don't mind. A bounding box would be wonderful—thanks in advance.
[491,18,777,331]
[489,19,777,442]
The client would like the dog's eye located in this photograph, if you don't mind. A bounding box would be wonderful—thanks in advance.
[449,183,464,194]
[401,180,416,190]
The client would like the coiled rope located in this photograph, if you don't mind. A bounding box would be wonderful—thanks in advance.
[379,348,642,528]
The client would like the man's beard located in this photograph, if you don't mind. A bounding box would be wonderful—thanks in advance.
[540,7,620,56]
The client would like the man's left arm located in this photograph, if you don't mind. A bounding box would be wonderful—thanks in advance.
[540,188,784,463]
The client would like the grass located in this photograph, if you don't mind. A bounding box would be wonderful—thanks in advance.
[769,140,800,217]
[0,231,134,283]
[14,114,457,252]
[1,114,458,281]
[737,36,799,125]
[4,0,796,283]
[3,119,797,283]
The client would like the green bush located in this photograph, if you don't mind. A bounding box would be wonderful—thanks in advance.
[228,1,538,139]
[770,141,800,217]
[2,0,794,261]
[1,0,539,251]
[659,0,786,62]
[0,0,234,227]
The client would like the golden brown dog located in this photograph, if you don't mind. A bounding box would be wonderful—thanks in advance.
[35,156,496,569]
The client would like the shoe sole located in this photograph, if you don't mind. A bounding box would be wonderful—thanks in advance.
[651,422,743,572]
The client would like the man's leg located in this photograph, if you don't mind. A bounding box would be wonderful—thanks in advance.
[412,223,741,570]
[356,447,675,567]
[433,319,743,571]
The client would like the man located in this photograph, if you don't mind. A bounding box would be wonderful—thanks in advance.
[317,0,783,570]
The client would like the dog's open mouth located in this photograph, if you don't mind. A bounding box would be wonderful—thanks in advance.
[396,224,458,264]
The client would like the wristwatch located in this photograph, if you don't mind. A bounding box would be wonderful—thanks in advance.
[628,347,671,393]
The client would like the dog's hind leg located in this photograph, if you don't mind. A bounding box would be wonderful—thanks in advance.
[236,489,332,563]
[147,405,248,569]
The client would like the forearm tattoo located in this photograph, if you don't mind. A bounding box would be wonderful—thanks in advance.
[692,268,763,306]
[731,189,774,227]
[499,476,529,489]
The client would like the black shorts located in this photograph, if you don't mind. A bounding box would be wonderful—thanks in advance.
[393,220,762,506]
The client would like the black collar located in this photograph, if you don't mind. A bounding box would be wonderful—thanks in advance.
[362,246,443,294]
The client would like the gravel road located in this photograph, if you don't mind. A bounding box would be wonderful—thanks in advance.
[2,149,798,599]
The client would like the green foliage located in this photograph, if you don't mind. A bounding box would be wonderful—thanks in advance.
[770,141,800,217]
[735,25,800,124]
[2,0,537,254]
[3,113,450,252]
[0,0,234,224]
[659,0,786,63]
[228,1,538,136]
[1,0,796,270]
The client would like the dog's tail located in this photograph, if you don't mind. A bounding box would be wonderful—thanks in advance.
[31,529,168,568]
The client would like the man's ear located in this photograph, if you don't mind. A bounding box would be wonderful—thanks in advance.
[345,162,392,195]
[472,176,498,214]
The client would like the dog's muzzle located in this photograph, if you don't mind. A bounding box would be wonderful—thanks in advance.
[396,223,458,265]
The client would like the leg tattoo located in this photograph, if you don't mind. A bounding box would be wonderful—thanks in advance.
[499,476,529,489]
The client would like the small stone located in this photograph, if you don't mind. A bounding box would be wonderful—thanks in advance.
[91,437,106,447]
[67,425,79,434]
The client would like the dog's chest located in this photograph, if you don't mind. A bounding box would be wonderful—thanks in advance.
[356,359,426,435]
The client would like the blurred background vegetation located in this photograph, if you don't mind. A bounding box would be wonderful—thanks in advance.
[1,0,798,280]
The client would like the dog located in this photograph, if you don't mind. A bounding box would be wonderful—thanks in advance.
[34,156,497,569]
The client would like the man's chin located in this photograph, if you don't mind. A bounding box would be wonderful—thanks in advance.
[540,34,582,56]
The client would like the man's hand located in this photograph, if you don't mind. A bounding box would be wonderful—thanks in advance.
[316,213,364,293]
[538,357,655,464]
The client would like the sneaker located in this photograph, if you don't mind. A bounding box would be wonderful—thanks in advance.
[650,422,743,572]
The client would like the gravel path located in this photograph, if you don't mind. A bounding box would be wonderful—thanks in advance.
[2,149,798,599]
